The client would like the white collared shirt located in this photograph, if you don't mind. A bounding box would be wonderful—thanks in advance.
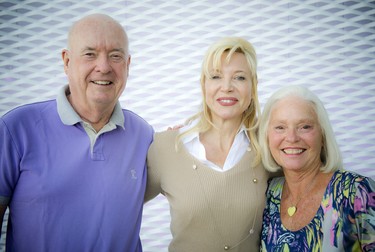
[180,123,250,172]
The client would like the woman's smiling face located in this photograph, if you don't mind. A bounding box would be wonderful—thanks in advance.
[204,52,252,124]
[267,96,323,173]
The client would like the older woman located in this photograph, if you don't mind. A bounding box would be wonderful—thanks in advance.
[145,37,270,251]
[259,85,375,251]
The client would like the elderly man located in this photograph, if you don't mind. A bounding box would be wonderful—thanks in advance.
[0,14,153,252]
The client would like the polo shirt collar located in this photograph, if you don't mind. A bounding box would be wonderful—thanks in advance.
[56,85,125,129]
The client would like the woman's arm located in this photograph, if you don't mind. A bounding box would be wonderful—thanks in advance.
[354,176,375,251]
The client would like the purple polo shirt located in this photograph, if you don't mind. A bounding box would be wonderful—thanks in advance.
[0,86,153,252]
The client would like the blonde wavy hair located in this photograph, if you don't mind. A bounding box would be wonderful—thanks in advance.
[176,37,261,166]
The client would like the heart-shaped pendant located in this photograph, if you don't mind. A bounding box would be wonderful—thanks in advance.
[287,206,296,216]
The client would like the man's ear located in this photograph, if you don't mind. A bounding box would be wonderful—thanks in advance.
[126,55,131,77]
[62,49,70,75]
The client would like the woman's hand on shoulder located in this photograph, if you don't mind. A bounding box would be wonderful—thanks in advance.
[167,124,184,131]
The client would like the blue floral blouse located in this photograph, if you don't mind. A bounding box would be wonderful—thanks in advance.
[261,170,375,252]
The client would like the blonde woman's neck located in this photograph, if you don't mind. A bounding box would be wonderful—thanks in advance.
[199,120,242,168]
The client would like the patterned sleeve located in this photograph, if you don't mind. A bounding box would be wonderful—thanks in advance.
[353,175,375,252]
[260,177,284,252]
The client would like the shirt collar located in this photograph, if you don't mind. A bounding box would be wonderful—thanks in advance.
[56,85,125,129]
[180,120,250,144]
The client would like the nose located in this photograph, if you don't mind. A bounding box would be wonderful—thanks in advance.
[221,78,234,92]
[285,128,300,142]
[95,55,112,74]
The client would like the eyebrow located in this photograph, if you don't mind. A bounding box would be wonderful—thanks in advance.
[234,70,249,74]
[209,69,248,73]
[82,47,126,53]
[110,48,126,54]
[271,118,315,124]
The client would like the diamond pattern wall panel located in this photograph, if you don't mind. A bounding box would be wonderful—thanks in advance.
[1,0,374,251]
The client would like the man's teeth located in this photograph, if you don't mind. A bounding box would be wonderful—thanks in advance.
[283,149,304,154]
[93,81,111,85]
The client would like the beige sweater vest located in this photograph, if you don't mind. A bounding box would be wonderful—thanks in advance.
[145,130,270,252]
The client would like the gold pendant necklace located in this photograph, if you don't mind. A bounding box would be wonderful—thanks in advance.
[287,206,297,217]
[285,172,319,217]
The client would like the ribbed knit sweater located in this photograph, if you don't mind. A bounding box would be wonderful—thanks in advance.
[145,130,270,252]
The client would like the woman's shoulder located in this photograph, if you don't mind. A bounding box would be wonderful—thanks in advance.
[332,170,374,187]
[147,130,182,169]
[266,176,285,196]
[329,170,375,201]
[153,129,179,142]
[269,176,285,186]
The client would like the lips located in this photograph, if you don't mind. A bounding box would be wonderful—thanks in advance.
[217,97,238,106]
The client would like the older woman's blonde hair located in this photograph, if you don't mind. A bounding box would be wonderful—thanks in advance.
[177,37,261,166]
[258,85,343,172]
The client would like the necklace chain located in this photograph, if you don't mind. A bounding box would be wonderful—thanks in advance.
[285,173,319,217]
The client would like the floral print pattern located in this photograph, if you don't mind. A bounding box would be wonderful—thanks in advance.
[261,170,375,252]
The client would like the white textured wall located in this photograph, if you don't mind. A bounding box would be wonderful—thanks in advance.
[1,0,374,251]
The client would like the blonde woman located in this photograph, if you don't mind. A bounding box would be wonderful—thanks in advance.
[145,37,271,251]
